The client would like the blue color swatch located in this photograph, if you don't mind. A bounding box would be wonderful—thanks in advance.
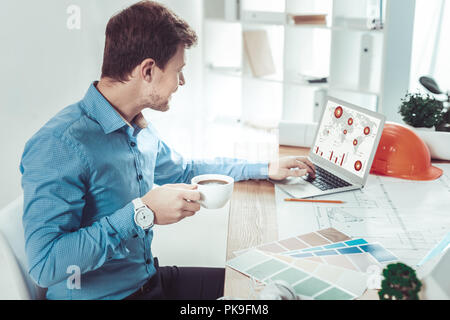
[337,246,362,254]
[314,250,339,256]
[344,239,368,246]
[359,244,397,262]
[323,243,347,249]
[302,247,324,252]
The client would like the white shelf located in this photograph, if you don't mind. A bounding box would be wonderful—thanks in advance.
[241,10,286,25]
[205,65,242,77]
[206,15,385,35]
[204,17,241,24]
[206,65,333,89]
[287,23,384,33]
[202,0,415,123]
[286,23,331,30]
[235,10,384,33]
[329,86,380,96]
[207,68,283,85]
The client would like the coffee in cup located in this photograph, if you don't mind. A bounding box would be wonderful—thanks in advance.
[191,174,234,209]
[197,179,228,185]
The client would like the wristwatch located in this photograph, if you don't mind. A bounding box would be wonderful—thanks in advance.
[132,198,155,230]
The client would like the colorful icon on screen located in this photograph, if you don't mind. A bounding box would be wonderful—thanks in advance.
[334,106,343,118]
[354,160,362,171]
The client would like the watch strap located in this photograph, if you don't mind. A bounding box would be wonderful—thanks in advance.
[132,197,146,211]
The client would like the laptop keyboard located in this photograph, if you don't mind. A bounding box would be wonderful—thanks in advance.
[303,166,352,191]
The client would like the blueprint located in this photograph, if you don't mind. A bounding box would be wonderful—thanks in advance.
[275,163,450,267]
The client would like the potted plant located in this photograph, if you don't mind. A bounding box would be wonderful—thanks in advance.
[416,76,450,132]
[398,92,450,160]
[399,92,445,130]
[378,262,422,300]
[436,107,450,131]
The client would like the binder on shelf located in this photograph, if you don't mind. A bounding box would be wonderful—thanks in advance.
[288,14,327,25]
[358,32,382,93]
[313,88,328,122]
[243,30,276,77]
[359,33,374,92]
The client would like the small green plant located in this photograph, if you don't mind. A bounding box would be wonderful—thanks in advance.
[378,262,422,300]
[399,92,443,128]
[436,108,450,132]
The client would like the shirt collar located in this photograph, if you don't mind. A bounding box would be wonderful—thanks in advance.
[80,82,148,134]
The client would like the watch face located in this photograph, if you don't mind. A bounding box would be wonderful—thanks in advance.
[135,208,154,229]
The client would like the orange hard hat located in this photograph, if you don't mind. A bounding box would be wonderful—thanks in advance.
[370,123,443,181]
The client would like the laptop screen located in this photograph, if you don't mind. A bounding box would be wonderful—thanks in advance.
[312,99,383,179]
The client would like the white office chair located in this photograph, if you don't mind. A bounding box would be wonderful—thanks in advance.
[0,196,46,299]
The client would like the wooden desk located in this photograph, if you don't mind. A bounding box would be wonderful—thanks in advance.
[224,145,309,299]
[224,144,447,300]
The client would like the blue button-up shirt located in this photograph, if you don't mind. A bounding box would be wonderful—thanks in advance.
[20,82,269,300]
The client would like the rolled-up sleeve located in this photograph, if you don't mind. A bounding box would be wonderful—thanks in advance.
[20,132,142,288]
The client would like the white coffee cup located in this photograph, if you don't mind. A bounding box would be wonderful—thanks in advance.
[191,174,234,209]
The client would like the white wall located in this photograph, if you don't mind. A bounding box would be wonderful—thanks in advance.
[0,0,203,208]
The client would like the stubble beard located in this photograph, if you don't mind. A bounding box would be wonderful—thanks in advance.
[142,93,170,112]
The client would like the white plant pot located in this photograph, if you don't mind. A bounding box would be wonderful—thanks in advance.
[403,123,450,161]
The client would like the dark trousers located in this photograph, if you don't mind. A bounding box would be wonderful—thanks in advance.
[125,258,225,300]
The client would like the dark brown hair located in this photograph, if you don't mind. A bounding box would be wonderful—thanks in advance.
[101,1,197,82]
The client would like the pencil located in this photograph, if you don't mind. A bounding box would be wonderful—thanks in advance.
[284,198,344,204]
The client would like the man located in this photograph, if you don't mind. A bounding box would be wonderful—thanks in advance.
[20,1,315,300]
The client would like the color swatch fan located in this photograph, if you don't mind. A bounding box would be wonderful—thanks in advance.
[227,228,398,300]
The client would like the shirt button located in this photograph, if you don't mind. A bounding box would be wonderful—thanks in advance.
[130,141,136,147]
[138,174,143,180]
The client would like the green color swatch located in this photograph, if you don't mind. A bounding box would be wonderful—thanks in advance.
[246,259,288,280]
[270,267,309,285]
[227,250,269,271]
[293,277,330,296]
[315,287,354,300]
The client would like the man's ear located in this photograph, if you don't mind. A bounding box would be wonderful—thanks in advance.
[140,58,156,82]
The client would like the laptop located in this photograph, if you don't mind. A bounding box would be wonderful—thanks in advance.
[276,96,385,199]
